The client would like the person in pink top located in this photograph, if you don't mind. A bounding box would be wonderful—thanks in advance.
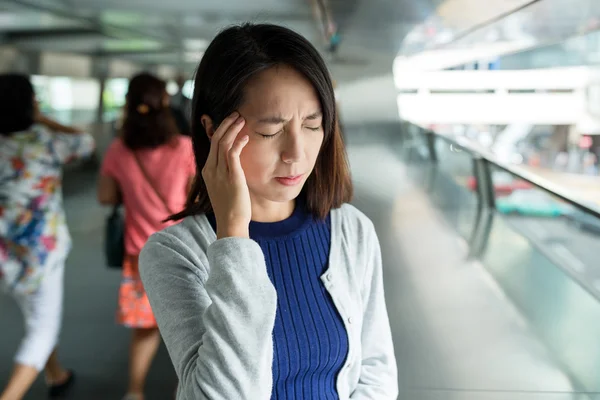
[97,72,195,400]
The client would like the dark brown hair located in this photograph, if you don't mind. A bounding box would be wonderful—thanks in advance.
[121,73,178,150]
[0,74,35,135]
[170,23,352,221]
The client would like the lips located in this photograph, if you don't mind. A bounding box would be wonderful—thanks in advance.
[275,174,304,186]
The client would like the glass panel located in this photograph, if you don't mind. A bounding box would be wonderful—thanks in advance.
[429,137,479,240]
[489,164,600,295]
[483,199,600,393]
[405,125,430,164]
[400,122,600,393]
[489,168,534,198]
[402,126,433,185]
[427,123,600,205]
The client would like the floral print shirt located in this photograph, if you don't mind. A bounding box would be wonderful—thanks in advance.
[0,124,95,294]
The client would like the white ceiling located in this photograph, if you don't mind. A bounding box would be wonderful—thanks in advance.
[0,0,438,80]
[7,0,582,81]
[0,0,320,71]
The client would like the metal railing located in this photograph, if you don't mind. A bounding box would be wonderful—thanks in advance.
[400,122,600,393]
[400,123,600,301]
[431,131,600,217]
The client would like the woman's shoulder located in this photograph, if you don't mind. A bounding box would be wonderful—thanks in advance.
[140,214,215,280]
[6,124,47,143]
[144,214,214,257]
[175,134,193,147]
[2,125,53,155]
[333,203,376,239]
[167,134,192,153]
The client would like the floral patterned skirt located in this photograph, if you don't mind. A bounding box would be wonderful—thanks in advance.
[117,255,157,329]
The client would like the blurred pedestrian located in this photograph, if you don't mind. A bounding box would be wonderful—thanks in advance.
[0,73,95,400]
[97,72,195,400]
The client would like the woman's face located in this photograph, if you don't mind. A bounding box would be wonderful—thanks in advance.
[236,65,325,207]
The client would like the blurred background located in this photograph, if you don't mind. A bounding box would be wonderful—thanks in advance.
[3,0,600,398]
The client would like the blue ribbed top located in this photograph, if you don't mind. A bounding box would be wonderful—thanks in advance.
[206,202,349,399]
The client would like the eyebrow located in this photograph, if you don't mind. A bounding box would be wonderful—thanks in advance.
[256,111,323,124]
[305,111,323,120]
[257,116,287,124]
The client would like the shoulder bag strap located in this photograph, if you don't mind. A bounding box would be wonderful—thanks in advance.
[132,152,174,215]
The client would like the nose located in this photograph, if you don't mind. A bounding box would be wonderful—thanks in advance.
[281,127,303,164]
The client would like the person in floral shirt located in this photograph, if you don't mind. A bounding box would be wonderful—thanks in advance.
[0,74,95,400]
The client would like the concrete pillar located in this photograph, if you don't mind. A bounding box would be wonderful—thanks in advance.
[91,57,110,124]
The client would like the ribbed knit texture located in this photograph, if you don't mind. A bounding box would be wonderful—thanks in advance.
[207,202,349,399]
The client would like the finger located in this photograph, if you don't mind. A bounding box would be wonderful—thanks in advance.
[228,134,249,179]
[218,116,245,167]
[206,112,240,169]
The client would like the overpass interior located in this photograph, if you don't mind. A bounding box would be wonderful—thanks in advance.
[2,0,600,399]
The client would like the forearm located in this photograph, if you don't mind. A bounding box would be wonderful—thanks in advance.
[37,115,82,134]
[140,234,277,400]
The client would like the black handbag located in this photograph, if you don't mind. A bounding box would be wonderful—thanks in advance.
[104,205,125,269]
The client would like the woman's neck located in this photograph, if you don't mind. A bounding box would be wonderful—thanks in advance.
[250,198,295,223]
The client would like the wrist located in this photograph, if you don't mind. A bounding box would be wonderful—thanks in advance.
[216,221,250,239]
[217,229,250,240]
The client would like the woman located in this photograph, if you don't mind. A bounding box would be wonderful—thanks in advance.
[139,23,398,399]
[0,74,95,400]
[97,72,195,400]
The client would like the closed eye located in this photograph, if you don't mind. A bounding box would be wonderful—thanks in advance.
[257,130,282,139]
[257,125,320,138]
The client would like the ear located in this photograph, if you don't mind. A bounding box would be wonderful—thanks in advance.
[201,115,215,139]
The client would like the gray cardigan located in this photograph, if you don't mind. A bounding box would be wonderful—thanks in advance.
[139,203,398,399]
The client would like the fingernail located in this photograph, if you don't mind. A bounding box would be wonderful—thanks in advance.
[236,116,245,124]
[232,111,239,118]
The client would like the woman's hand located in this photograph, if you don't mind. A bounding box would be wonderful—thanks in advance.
[202,112,251,239]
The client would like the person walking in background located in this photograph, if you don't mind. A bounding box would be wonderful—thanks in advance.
[97,72,195,400]
[0,73,95,400]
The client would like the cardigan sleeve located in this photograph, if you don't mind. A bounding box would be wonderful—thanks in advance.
[139,231,277,400]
